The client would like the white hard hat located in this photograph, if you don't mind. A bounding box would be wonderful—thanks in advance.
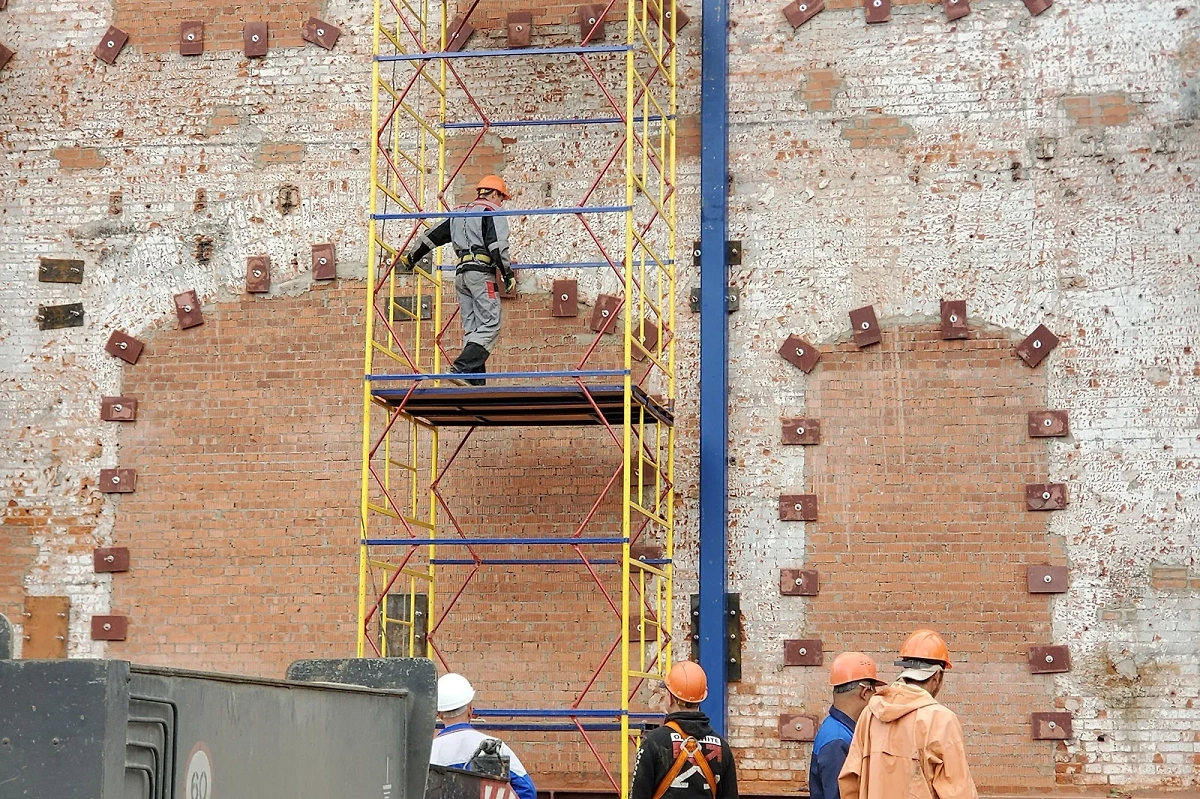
[437,673,476,713]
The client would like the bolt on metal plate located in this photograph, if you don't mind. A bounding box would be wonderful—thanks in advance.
[445,13,475,52]
[105,331,144,365]
[246,256,271,293]
[779,494,818,521]
[865,0,891,23]
[179,21,204,56]
[1026,482,1068,511]
[578,4,606,42]
[779,713,817,742]
[779,334,820,373]
[942,0,970,21]
[1028,645,1071,674]
[648,0,691,32]
[90,615,128,641]
[1016,324,1060,368]
[1027,564,1068,593]
[1028,410,1069,438]
[100,396,138,422]
[940,299,968,339]
[38,257,84,284]
[93,26,129,64]
[506,11,533,48]
[849,305,882,347]
[36,303,84,331]
[779,568,819,596]
[302,17,341,50]
[589,293,622,334]
[99,468,137,494]
[781,417,820,446]
[1031,712,1072,740]
[552,279,578,317]
[782,0,825,28]
[174,290,203,330]
[312,243,337,280]
[783,639,823,666]
[632,318,661,362]
[93,547,130,573]
[244,22,268,58]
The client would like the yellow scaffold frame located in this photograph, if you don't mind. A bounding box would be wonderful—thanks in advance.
[360,0,680,795]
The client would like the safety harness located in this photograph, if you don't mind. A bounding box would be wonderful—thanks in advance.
[455,197,503,275]
[651,721,718,799]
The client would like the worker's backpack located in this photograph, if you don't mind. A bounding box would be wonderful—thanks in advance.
[652,722,718,799]
[468,738,511,779]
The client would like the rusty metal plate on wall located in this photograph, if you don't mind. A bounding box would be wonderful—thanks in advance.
[1027,564,1068,593]
[180,21,204,55]
[552,279,578,317]
[38,256,84,284]
[940,299,968,339]
[91,615,128,641]
[780,568,819,596]
[633,319,660,362]
[37,303,84,330]
[506,12,533,48]
[1026,482,1068,511]
[1016,324,1059,368]
[779,714,817,742]
[779,335,820,373]
[244,22,268,57]
[1031,712,1072,740]
[99,468,137,494]
[849,305,882,347]
[93,547,130,573]
[312,243,337,280]
[0,42,13,70]
[779,494,818,522]
[445,14,475,51]
[94,26,129,64]
[784,639,823,666]
[100,396,137,422]
[246,256,271,293]
[590,294,621,334]
[782,0,824,27]
[578,4,606,41]
[23,595,70,659]
[174,290,203,329]
[1023,0,1053,15]
[1028,410,1069,437]
[1028,645,1071,674]
[105,330,144,364]
[393,295,433,322]
[782,417,820,446]
[302,17,341,50]
[943,0,970,20]
[865,0,890,23]
[648,0,691,32]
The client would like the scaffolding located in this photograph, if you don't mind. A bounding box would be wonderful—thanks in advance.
[359,0,680,795]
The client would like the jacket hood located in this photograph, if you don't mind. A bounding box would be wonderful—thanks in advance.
[664,710,715,738]
[866,683,938,722]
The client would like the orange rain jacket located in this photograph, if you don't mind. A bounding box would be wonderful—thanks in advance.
[838,683,978,799]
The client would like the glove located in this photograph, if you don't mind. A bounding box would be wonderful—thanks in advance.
[503,274,517,295]
[398,253,413,272]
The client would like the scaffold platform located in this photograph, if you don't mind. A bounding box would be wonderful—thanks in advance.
[369,384,674,427]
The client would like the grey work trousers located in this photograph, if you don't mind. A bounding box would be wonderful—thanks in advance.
[455,269,502,353]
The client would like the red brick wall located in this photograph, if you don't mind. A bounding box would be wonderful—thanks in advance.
[771,326,1061,791]
[108,280,633,787]
[113,0,320,53]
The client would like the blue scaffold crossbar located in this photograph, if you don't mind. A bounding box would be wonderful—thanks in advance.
[376,44,630,61]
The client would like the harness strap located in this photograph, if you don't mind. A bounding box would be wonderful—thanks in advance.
[651,722,718,799]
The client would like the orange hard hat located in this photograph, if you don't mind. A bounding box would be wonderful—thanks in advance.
[664,661,708,703]
[829,652,886,687]
[476,175,511,199]
[897,629,953,669]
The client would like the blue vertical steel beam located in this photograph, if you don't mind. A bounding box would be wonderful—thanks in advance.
[697,0,730,734]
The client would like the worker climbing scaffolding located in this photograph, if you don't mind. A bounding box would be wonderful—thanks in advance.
[401,175,517,386]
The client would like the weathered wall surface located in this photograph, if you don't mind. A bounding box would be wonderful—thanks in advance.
[2,0,1198,793]
[717,0,1200,792]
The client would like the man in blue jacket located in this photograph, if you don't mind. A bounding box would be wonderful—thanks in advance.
[809,652,886,799]
[430,673,537,799]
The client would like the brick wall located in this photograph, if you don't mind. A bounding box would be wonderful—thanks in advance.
[3,0,1199,792]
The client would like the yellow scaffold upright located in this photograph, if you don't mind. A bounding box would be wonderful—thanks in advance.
[359,0,680,795]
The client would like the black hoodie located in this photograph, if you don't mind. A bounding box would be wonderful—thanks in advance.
[630,711,739,799]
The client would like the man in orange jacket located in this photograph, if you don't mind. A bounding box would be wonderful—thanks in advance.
[838,630,978,799]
